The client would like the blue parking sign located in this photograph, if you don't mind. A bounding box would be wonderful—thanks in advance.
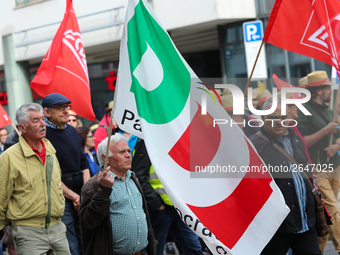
[243,21,263,43]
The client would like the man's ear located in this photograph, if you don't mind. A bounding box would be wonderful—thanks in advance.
[43,108,50,118]
[18,123,26,134]
[102,154,105,161]
[316,88,324,96]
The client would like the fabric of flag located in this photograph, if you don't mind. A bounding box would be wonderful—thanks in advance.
[272,74,303,99]
[264,0,340,71]
[0,105,12,129]
[30,0,95,120]
[114,1,289,254]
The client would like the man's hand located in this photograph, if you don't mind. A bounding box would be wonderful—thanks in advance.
[324,144,339,158]
[73,194,80,211]
[324,122,339,134]
[158,204,165,210]
[97,166,114,188]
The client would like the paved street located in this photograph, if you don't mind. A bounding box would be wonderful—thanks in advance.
[325,240,338,255]
[323,188,340,255]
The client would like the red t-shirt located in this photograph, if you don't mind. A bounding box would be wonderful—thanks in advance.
[30,140,46,165]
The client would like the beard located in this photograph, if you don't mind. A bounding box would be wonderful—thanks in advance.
[321,91,331,103]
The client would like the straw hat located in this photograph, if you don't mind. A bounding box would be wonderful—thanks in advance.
[68,110,80,119]
[215,89,222,96]
[306,71,332,87]
[252,88,261,99]
[221,95,248,114]
[106,100,114,111]
[298,76,308,88]
[222,88,232,96]
[257,89,272,103]
[221,95,233,114]
[277,91,292,99]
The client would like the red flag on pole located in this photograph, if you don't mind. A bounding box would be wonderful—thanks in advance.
[263,0,340,71]
[30,0,95,120]
[0,105,12,129]
[272,74,302,99]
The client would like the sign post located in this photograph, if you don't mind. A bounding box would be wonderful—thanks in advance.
[243,21,267,80]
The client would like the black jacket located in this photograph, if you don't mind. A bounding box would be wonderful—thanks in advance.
[79,172,157,255]
[131,139,164,212]
[249,127,316,233]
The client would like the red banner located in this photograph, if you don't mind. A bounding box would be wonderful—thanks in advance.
[0,105,12,129]
[30,0,95,120]
[264,0,340,70]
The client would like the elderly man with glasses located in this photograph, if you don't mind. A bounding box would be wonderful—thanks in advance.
[42,93,90,255]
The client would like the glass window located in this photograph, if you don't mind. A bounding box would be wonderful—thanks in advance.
[256,0,275,15]
[288,51,311,79]
[314,59,332,77]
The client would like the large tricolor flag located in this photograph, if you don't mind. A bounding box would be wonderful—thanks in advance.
[114,1,289,254]
[30,0,95,120]
[264,0,340,73]
[0,105,11,129]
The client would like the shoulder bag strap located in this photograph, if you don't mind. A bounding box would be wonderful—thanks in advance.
[255,131,322,206]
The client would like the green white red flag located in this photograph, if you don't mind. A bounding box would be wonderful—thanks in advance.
[114,1,289,254]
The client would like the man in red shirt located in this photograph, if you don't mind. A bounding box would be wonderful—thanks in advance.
[93,101,117,151]
[0,103,70,254]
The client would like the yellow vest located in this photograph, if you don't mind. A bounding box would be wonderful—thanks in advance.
[148,165,173,206]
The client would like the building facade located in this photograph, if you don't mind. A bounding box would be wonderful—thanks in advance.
[0,0,331,125]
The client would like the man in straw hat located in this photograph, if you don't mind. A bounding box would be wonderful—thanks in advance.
[252,87,261,109]
[296,70,340,254]
[257,89,272,110]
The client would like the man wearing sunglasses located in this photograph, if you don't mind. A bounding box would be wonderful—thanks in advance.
[42,93,90,255]
[249,99,321,255]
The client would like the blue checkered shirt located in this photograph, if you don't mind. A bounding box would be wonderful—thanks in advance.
[109,170,148,254]
[45,117,67,129]
[276,131,309,233]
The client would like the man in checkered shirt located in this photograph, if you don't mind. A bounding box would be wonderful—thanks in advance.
[79,133,157,255]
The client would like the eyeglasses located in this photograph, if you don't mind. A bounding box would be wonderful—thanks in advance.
[87,135,93,138]
[68,119,77,122]
[50,105,71,111]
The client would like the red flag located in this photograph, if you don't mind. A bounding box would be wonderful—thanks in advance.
[272,74,302,99]
[0,105,12,129]
[263,0,340,70]
[30,0,95,120]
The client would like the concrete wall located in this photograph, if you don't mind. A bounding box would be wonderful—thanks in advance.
[0,0,257,67]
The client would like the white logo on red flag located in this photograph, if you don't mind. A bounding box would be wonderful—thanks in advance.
[59,30,89,88]
[300,4,340,68]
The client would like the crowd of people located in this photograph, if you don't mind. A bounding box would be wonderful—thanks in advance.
[0,69,340,255]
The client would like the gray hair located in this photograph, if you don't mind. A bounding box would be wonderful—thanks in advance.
[263,98,277,111]
[263,98,289,114]
[97,133,126,167]
[16,103,43,126]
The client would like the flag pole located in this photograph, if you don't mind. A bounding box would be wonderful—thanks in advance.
[244,41,265,97]
[330,89,334,110]
[103,115,114,172]
[327,79,340,162]
[11,123,20,136]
